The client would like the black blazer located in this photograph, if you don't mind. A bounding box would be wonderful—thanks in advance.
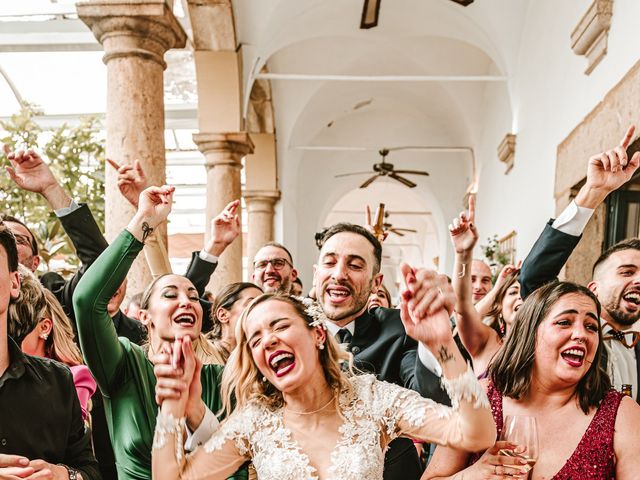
[350,307,451,480]
[519,219,581,299]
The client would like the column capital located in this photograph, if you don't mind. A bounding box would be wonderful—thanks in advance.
[193,132,255,168]
[77,1,187,68]
[243,189,280,213]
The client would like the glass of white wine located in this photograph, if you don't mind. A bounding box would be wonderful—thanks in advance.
[499,415,539,478]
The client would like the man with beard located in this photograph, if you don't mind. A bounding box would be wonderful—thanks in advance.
[519,125,640,400]
[251,242,298,294]
[314,223,450,479]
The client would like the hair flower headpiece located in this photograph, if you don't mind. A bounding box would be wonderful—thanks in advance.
[295,296,328,330]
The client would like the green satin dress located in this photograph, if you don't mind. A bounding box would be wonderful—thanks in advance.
[73,230,246,480]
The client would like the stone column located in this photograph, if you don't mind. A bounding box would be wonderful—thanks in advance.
[243,189,281,276]
[193,132,254,293]
[77,1,187,295]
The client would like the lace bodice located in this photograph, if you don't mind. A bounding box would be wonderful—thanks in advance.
[153,369,492,480]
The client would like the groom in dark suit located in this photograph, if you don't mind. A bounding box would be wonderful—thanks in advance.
[314,223,450,479]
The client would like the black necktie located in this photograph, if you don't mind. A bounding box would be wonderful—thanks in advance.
[336,328,352,345]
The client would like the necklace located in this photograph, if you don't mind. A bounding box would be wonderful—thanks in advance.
[285,394,336,415]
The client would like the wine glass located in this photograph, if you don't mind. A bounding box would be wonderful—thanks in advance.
[499,415,539,478]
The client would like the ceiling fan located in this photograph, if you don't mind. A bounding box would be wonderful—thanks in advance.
[383,211,417,237]
[334,148,429,188]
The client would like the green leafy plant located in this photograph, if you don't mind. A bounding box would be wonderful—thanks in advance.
[481,235,512,281]
[0,103,105,273]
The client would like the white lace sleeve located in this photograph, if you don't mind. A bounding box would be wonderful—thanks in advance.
[152,409,251,480]
[371,367,494,452]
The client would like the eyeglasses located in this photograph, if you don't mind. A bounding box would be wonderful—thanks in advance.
[253,258,292,270]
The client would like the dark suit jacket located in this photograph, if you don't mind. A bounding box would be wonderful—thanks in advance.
[519,219,581,299]
[350,307,451,480]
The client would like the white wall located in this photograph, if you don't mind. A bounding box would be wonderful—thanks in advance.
[474,0,640,263]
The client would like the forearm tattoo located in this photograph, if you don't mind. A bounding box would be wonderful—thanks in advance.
[437,345,454,364]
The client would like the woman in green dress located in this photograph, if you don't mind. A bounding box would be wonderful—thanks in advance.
[73,185,244,480]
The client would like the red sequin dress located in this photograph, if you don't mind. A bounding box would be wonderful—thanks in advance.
[470,381,623,479]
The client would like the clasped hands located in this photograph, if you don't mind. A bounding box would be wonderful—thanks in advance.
[398,263,456,351]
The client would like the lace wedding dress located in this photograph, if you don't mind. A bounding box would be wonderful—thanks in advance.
[153,369,489,480]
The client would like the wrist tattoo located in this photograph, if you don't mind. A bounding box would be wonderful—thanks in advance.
[437,345,454,364]
[141,222,154,243]
[457,263,467,278]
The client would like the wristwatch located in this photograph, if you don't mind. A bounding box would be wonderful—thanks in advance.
[58,464,79,480]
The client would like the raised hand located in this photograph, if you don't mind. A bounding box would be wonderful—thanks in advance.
[399,264,455,349]
[107,158,149,208]
[449,194,478,254]
[206,200,241,256]
[3,145,58,194]
[136,185,175,229]
[577,125,640,208]
[364,205,388,242]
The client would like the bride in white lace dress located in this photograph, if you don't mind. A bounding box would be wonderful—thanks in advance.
[152,273,496,480]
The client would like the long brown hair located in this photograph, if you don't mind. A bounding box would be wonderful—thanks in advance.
[490,281,610,414]
[42,290,84,366]
[484,269,520,338]
[220,293,352,416]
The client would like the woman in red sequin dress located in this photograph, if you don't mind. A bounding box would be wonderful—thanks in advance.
[423,281,640,480]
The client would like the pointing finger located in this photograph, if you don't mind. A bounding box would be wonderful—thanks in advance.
[620,125,636,150]
[106,158,121,170]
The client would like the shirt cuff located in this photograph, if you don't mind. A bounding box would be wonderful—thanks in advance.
[418,343,442,377]
[198,250,219,264]
[54,199,80,217]
[551,200,594,237]
[184,407,220,452]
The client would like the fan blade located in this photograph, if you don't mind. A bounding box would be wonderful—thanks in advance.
[393,170,429,176]
[389,229,406,237]
[360,175,379,188]
[389,173,417,188]
[335,171,376,178]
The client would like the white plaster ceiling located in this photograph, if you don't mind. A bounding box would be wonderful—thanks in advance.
[231,0,529,277]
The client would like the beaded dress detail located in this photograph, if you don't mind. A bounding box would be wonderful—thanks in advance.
[153,369,491,480]
[470,381,622,479]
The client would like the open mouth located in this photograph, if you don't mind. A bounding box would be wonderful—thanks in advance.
[326,285,352,304]
[264,274,281,286]
[561,347,586,367]
[173,314,196,327]
[622,291,640,310]
[269,350,296,377]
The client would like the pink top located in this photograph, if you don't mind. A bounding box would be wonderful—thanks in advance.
[470,381,622,479]
[70,364,97,421]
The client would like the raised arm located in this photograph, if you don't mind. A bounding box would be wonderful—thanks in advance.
[185,200,241,296]
[73,185,174,394]
[152,337,249,480]
[3,146,109,322]
[449,196,494,357]
[399,267,496,452]
[520,125,640,298]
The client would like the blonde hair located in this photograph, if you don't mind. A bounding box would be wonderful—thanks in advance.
[41,290,84,366]
[7,267,85,367]
[221,293,353,416]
